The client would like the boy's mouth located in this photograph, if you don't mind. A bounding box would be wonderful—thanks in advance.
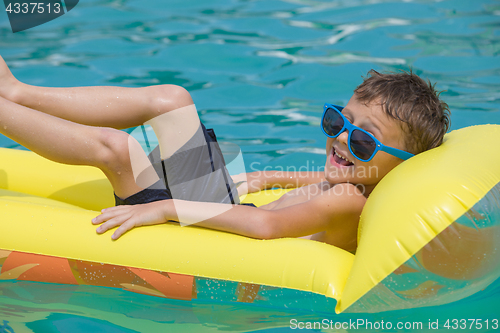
[330,147,355,167]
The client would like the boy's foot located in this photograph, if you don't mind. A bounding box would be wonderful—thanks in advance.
[0,56,21,102]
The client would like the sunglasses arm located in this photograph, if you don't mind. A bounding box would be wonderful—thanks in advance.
[380,146,414,161]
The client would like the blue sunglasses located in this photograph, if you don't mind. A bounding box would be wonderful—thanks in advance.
[321,103,414,162]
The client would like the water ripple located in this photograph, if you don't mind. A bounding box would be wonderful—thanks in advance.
[258,50,406,65]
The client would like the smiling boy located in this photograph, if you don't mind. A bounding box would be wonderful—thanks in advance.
[92,71,450,252]
[0,56,449,252]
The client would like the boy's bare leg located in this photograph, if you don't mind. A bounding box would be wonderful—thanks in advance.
[0,56,211,202]
[0,96,156,199]
[0,56,193,129]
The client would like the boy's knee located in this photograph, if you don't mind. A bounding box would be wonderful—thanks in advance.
[148,84,193,118]
[95,128,132,172]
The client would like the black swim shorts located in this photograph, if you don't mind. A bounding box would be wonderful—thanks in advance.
[114,122,240,206]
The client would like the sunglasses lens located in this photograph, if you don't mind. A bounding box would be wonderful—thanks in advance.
[351,129,376,161]
[322,108,344,137]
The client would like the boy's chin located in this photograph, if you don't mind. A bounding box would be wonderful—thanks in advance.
[324,172,353,184]
[324,168,378,187]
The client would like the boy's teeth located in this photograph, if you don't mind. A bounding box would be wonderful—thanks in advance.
[334,150,352,163]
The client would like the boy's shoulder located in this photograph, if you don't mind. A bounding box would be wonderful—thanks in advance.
[319,182,366,212]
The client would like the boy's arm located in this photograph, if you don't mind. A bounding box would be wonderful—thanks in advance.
[92,183,364,241]
[233,170,326,194]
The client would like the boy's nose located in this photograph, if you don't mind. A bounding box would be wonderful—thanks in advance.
[336,130,349,146]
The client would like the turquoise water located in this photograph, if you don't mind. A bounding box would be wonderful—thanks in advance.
[1,0,500,331]
[0,278,499,332]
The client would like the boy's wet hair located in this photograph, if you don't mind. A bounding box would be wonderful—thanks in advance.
[354,69,450,154]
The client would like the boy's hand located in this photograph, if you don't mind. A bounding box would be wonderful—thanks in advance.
[231,172,250,196]
[231,172,263,195]
[92,200,170,240]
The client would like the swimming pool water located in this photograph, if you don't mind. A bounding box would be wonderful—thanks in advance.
[1,278,499,332]
[1,0,500,331]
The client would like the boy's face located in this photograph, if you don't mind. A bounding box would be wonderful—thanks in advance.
[324,94,407,195]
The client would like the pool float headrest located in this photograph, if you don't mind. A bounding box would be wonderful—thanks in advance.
[338,125,500,313]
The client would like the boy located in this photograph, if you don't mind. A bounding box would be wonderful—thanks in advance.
[0,56,449,252]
